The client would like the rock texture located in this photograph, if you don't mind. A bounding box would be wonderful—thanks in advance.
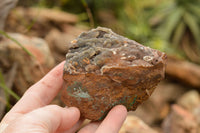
[61,27,166,121]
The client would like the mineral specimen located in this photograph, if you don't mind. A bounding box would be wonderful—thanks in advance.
[61,27,167,121]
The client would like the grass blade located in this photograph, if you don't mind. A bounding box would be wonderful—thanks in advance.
[0,71,20,101]
[188,3,200,18]
[81,0,94,28]
[0,70,5,84]
[0,30,35,57]
[184,12,200,46]
[164,8,183,40]
[172,21,186,47]
[0,83,20,101]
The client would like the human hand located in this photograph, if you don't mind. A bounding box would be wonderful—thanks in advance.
[0,61,127,133]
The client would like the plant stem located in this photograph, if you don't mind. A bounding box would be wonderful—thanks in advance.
[0,83,20,101]
[81,0,94,28]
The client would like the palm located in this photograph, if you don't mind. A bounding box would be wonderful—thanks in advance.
[0,62,127,133]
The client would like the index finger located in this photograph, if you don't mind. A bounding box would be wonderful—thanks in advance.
[95,105,127,133]
[10,61,65,114]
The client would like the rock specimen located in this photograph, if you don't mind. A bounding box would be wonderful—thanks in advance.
[61,27,166,121]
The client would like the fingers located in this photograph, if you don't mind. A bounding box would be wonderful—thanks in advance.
[63,119,84,133]
[10,61,65,114]
[78,122,100,133]
[78,105,127,133]
[4,105,80,133]
[95,105,127,133]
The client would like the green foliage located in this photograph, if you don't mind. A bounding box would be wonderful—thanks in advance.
[94,0,169,52]
[19,0,200,62]
[151,0,200,62]
[153,0,200,45]
[93,0,200,60]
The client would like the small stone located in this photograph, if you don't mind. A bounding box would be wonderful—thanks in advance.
[162,104,198,133]
[61,27,167,121]
[119,115,158,133]
[177,90,200,112]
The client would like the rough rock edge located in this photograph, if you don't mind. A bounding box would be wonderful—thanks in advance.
[64,27,166,76]
[62,27,167,121]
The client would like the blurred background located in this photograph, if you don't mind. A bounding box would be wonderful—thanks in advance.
[0,0,200,132]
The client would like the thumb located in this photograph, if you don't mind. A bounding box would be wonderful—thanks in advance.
[4,105,80,133]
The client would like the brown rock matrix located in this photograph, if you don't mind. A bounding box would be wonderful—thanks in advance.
[61,27,167,121]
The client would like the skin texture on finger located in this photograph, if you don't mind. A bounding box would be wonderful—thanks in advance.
[10,61,65,114]
[63,119,84,133]
[78,122,100,133]
[4,105,80,133]
[95,105,127,133]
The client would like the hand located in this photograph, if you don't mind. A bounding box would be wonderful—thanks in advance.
[0,61,127,133]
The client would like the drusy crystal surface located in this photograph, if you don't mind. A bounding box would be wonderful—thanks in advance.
[61,27,167,121]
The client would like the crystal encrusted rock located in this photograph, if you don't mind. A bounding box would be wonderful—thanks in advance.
[61,27,167,121]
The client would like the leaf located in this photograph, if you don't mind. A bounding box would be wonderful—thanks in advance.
[149,1,175,26]
[184,12,200,47]
[172,21,186,47]
[163,7,184,40]
[187,3,200,19]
